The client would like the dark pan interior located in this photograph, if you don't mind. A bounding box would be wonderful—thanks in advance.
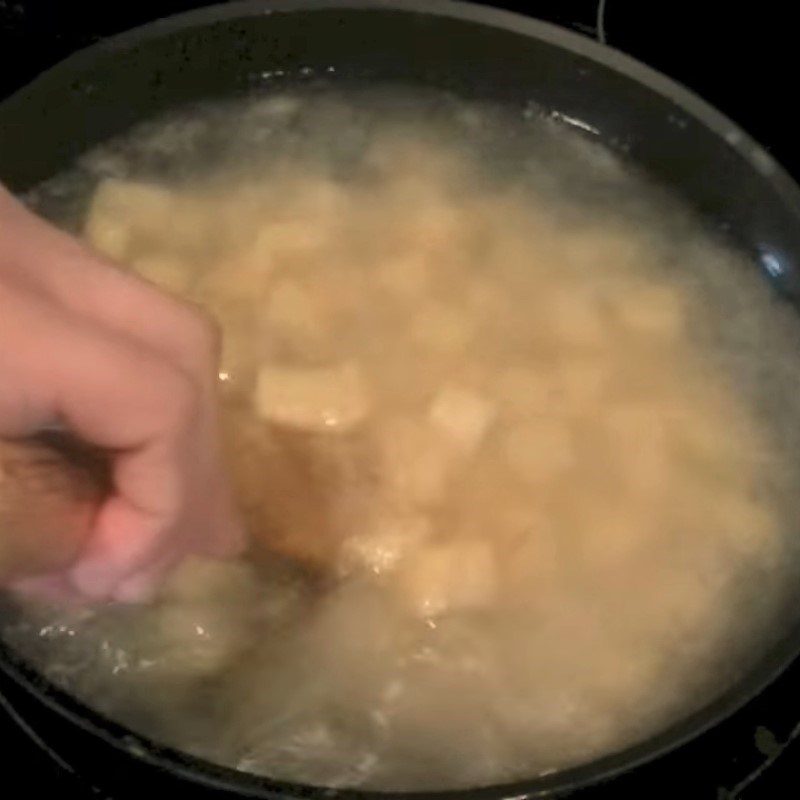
[2,2,800,797]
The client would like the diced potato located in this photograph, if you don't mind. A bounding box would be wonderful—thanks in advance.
[577,498,651,570]
[377,253,431,299]
[611,348,684,404]
[429,385,495,453]
[464,278,511,320]
[547,288,607,349]
[672,395,760,469]
[338,512,433,576]
[396,539,498,617]
[613,285,684,339]
[379,416,456,507]
[168,196,226,255]
[605,404,669,495]
[230,237,278,281]
[411,301,476,354]
[264,278,328,342]
[557,358,608,415]
[294,265,365,323]
[194,258,272,312]
[502,523,561,603]
[84,216,130,261]
[496,366,559,417]
[254,362,371,432]
[83,179,176,261]
[131,253,193,295]
[448,459,539,547]
[503,418,575,484]
[496,359,608,420]
[252,220,330,265]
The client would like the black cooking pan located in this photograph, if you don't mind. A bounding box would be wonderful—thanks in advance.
[2,1,800,797]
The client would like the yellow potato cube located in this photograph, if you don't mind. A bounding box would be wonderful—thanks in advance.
[577,499,651,569]
[254,361,371,432]
[503,418,575,484]
[85,217,130,262]
[193,255,273,311]
[264,278,328,341]
[605,403,669,496]
[83,179,175,261]
[379,416,456,507]
[464,278,512,320]
[338,512,433,576]
[613,284,685,339]
[429,385,496,453]
[556,357,608,415]
[396,539,498,617]
[411,301,477,355]
[377,253,431,299]
[496,366,558,417]
[252,220,330,265]
[547,288,607,349]
[132,253,193,295]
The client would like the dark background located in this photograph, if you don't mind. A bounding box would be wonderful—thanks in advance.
[1,1,799,797]
[2,0,797,177]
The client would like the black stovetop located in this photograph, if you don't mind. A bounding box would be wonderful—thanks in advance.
[1,1,799,797]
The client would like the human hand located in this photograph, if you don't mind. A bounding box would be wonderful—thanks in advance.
[0,185,244,602]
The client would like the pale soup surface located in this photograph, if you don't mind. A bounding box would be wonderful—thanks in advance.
[3,90,798,790]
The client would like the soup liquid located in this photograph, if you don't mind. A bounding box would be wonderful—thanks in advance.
[3,88,799,790]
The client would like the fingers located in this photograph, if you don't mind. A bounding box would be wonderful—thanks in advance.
[41,252,222,389]
[1,282,212,597]
[70,494,171,599]
[1,282,196,450]
[1,189,244,601]
[0,187,221,386]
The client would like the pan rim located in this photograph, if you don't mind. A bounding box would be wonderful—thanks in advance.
[2,1,800,797]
